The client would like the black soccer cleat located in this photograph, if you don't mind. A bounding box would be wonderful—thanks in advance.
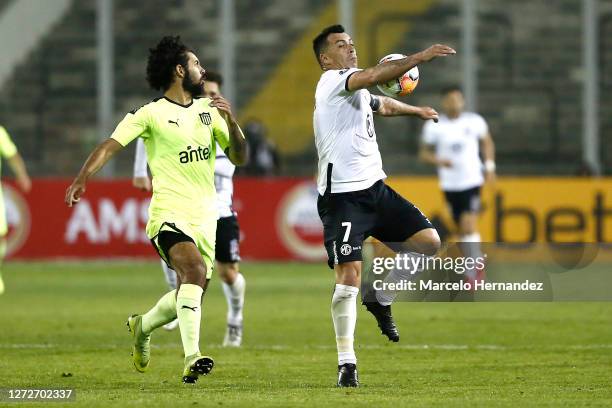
[182,355,214,384]
[363,297,400,342]
[337,363,359,387]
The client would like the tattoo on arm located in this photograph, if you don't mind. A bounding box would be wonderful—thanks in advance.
[376,96,421,117]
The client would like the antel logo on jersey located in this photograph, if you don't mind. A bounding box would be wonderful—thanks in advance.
[276,182,326,260]
[340,244,352,256]
[2,183,31,256]
[179,144,211,163]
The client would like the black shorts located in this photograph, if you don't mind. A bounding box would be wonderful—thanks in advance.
[444,186,481,224]
[215,215,241,263]
[317,180,434,269]
[151,222,195,269]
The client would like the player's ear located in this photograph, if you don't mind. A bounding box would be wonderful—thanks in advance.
[175,64,185,79]
[319,52,329,68]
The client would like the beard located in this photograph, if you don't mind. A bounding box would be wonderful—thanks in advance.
[182,71,203,96]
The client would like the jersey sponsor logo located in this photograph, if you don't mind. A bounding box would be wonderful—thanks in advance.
[2,183,31,256]
[179,145,211,164]
[366,113,374,138]
[340,243,352,256]
[199,112,212,125]
[168,118,180,127]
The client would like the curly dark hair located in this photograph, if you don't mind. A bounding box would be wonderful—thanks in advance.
[441,85,462,96]
[146,36,192,91]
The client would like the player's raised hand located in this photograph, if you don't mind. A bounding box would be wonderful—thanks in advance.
[210,95,235,122]
[65,179,86,207]
[417,106,439,123]
[421,44,456,62]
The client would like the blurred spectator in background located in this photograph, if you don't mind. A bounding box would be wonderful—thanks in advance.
[419,86,495,283]
[576,161,596,177]
[240,119,280,176]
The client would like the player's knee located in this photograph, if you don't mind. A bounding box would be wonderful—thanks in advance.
[420,229,442,256]
[459,214,478,235]
[426,240,441,256]
[217,262,238,284]
[335,261,360,286]
[174,257,207,283]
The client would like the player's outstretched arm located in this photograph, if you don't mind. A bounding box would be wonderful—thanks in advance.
[418,144,452,168]
[347,44,456,92]
[210,95,248,166]
[6,153,32,193]
[480,133,496,183]
[225,121,249,166]
[65,139,123,207]
[375,95,439,122]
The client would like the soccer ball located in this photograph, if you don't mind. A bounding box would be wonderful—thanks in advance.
[376,53,419,97]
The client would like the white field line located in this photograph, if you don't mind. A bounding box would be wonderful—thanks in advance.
[2,343,612,351]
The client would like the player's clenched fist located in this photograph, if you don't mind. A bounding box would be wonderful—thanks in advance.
[209,95,235,122]
[65,179,86,207]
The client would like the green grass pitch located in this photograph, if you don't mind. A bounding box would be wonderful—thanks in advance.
[0,261,611,407]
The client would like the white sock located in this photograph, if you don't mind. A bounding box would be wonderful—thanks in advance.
[222,272,245,326]
[331,284,358,365]
[176,284,203,358]
[161,260,178,290]
[460,232,481,244]
[459,233,482,279]
[376,252,426,306]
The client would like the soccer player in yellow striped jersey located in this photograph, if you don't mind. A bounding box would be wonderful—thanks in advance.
[0,125,31,295]
[65,36,248,383]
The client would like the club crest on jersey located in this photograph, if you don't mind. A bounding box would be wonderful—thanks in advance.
[199,112,212,125]
[340,244,352,256]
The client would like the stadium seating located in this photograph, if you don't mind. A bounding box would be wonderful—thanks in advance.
[0,0,610,176]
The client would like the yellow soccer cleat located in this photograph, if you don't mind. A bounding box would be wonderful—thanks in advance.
[182,353,214,384]
[126,314,151,372]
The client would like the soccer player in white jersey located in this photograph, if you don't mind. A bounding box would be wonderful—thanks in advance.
[419,86,496,282]
[312,25,455,387]
[133,71,246,346]
[65,36,247,383]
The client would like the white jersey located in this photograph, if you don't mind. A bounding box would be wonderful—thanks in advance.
[133,138,236,219]
[314,68,386,195]
[421,112,488,192]
[214,143,236,218]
